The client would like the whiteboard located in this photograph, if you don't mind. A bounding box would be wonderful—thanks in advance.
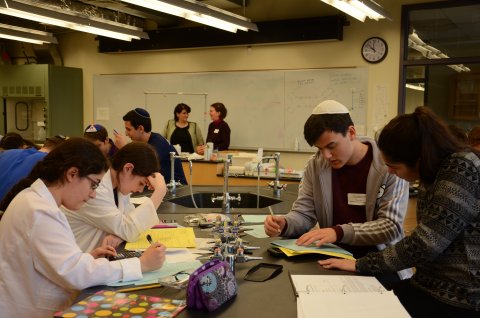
[93,68,367,151]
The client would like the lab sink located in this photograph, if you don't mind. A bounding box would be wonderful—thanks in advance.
[168,192,282,209]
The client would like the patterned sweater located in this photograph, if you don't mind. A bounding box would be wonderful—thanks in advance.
[357,151,480,311]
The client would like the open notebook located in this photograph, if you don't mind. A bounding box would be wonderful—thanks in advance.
[290,275,411,318]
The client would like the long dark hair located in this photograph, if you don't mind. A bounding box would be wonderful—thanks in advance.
[111,142,160,176]
[0,138,109,211]
[378,106,463,185]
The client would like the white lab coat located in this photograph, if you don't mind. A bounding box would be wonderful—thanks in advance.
[63,169,160,252]
[0,179,142,317]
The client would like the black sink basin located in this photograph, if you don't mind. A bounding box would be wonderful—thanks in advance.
[168,192,281,208]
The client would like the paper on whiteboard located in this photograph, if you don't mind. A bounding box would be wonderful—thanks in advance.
[96,107,110,121]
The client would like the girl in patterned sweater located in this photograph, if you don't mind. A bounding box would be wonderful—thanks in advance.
[319,106,480,318]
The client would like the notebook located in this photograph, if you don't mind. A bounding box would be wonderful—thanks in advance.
[54,290,186,317]
[290,275,410,318]
[271,239,355,260]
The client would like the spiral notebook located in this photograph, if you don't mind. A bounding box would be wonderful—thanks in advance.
[54,290,186,318]
[290,275,411,318]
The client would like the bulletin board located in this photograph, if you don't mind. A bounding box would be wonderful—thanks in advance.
[93,68,368,151]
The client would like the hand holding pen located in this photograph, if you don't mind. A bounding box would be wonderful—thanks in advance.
[139,234,167,272]
[264,213,286,237]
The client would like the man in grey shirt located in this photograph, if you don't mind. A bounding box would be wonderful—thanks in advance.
[265,100,410,274]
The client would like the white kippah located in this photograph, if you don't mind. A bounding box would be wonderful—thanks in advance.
[311,100,349,114]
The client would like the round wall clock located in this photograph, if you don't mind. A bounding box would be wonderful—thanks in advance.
[361,37,388,63]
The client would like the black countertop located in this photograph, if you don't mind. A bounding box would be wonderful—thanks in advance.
[80,212,356,318]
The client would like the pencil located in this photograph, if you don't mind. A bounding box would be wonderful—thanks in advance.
[268,206,275,216]
[287,270,299,299]
[116,283,162,293]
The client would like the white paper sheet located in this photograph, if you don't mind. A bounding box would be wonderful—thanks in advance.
[291,275,410,318]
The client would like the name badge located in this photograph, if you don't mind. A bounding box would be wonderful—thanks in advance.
[214,129,219,133]
[347,193,366,206]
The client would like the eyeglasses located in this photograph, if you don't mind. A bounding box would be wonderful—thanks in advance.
[85,176,101,190]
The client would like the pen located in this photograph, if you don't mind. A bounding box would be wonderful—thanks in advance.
[146,234,153,245]
[268,206,275,216]
[116,283,162,293]
[269,206,281,233]
[287,270,299,299]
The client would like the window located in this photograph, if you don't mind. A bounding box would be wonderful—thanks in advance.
[400,0,480,130]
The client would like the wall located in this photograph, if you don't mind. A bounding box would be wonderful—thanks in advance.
[56,0,439,168]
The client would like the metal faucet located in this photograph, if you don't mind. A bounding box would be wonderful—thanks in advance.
[259,152,287,197]
[212,154,241,213]
[167,152,182,197]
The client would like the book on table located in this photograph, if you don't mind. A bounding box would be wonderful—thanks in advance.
[54,289,186,318]
[271,239,355,260]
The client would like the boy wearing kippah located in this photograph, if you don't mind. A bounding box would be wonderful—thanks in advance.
[264,100,411,282]
[84,124,118,158]
[116,108,187,185]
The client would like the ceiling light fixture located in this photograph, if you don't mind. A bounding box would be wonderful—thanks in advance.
[408,30,471,73]
[320,0,391,22]
[0,0,149,41]
[0,22,57,44]
[406,83,425,91]
[119,0,258,33]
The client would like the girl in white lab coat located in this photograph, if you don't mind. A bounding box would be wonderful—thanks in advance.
[64,142,167,252]
[0,138,166,318]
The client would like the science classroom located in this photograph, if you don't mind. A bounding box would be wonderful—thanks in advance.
[0,1,479,317]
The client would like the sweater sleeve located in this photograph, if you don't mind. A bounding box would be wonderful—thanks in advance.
[341,174,409,246]
[195,123,204,147]
[161,121,170,139]
[217,122,230,150]
[357,153,480,274]
[282,158,320,237]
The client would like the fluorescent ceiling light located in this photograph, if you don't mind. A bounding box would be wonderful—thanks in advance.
[408,30,471,73]
[0,22,57,44]
[406,83,425,91]
[119,0,257,33]
[0,0,149,41]
[320,0,391,22]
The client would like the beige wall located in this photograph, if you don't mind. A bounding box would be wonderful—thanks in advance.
[56,0,439,169]
[58,4,407,126]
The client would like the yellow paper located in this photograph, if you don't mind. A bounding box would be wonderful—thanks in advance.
[277,246,356,260]
[125,228,196,250]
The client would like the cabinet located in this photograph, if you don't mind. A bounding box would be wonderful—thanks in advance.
[449,73,480,120]
[0,64,83,141]
[181,161,301,186]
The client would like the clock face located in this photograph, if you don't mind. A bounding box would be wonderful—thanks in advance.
[362,37,388,63]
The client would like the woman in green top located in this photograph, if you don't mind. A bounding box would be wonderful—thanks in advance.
[162,103,204,154]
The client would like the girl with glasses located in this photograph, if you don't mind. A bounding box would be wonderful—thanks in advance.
[0,138,166,317]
